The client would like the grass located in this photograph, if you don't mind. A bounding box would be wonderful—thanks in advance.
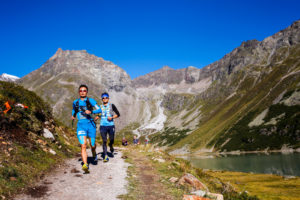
[206,171,300,200]
[150,127,191,147]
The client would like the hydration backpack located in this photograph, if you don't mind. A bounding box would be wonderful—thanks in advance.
[73,97,93,117]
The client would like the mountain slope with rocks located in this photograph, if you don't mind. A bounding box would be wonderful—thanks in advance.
[134,20,300,153]
[0,81,79,198]
[19,20,300,153]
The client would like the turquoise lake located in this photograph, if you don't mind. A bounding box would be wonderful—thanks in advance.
[179,152,300,176]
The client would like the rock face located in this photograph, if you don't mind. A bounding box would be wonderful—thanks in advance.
[132,66,202,87]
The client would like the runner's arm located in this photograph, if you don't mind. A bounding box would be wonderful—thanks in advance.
[71,101,76,119]
[112,104,120,118]
[91,100,102,114]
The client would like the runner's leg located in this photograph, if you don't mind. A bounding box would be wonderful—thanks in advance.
[81,136,88,164]
[77,123,88,165]
[108,126,115,153]
[87,124,97,157]
[100,126,108,156]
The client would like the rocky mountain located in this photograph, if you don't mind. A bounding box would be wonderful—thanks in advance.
[19,49,143,129]
[135,20,300,153]
[0,73,19,82]
[19,20,300,153]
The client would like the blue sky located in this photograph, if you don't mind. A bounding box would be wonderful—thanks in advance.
[0,0,299,79]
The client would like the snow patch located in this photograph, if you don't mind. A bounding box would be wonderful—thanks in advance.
[0,73,20,82]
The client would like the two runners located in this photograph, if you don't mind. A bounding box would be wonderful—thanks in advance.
[72,85,101,173]
[72,86,120,173]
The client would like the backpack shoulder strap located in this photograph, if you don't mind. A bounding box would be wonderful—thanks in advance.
[86,97,93,111]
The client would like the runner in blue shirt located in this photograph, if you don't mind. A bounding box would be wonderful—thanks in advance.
[71,85,101,173]
[95,92,120,162]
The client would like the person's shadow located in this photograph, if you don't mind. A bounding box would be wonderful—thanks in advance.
[78,153,100,165]
[100,151,117,158]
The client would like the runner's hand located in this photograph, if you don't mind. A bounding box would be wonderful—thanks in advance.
[71,116,75,120]
[85,110,92,115]
[94,116,99,121]
[107,117,113,121]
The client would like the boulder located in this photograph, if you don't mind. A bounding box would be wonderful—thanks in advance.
[178,173,209,191]
[43,128,55,140]
[182,195,210,200]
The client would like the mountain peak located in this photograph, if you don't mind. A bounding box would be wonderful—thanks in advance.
[161,66,172,70]
[56,48,63,55]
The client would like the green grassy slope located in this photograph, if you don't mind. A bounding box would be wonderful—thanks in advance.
[0,81,79,198]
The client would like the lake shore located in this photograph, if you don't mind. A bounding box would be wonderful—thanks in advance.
[121,145,300,200]
[171,147,300,157]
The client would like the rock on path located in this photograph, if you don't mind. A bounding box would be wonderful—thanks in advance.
[14,148,128,200]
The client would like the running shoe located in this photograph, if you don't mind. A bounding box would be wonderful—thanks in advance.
[82,163,89,173]
[103,155,109,162]
[92,152,98,161]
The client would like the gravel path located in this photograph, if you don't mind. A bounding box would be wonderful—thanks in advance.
[14,148,128,200]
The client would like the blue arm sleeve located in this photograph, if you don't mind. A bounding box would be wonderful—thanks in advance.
[90,99,102,114]
[72,101,76,117]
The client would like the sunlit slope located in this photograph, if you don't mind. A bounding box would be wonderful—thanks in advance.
[168,44,300,152]
[0,81,79,198]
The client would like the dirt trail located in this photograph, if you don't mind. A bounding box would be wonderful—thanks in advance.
[14,148,128,200]
[123,148,175,200]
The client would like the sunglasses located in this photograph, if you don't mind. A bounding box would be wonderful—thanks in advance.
[102,97,109,99]
[79,90,87,92]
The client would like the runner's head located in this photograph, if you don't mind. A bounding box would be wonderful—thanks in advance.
[79,84,88,98]
[101,92,109,103]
